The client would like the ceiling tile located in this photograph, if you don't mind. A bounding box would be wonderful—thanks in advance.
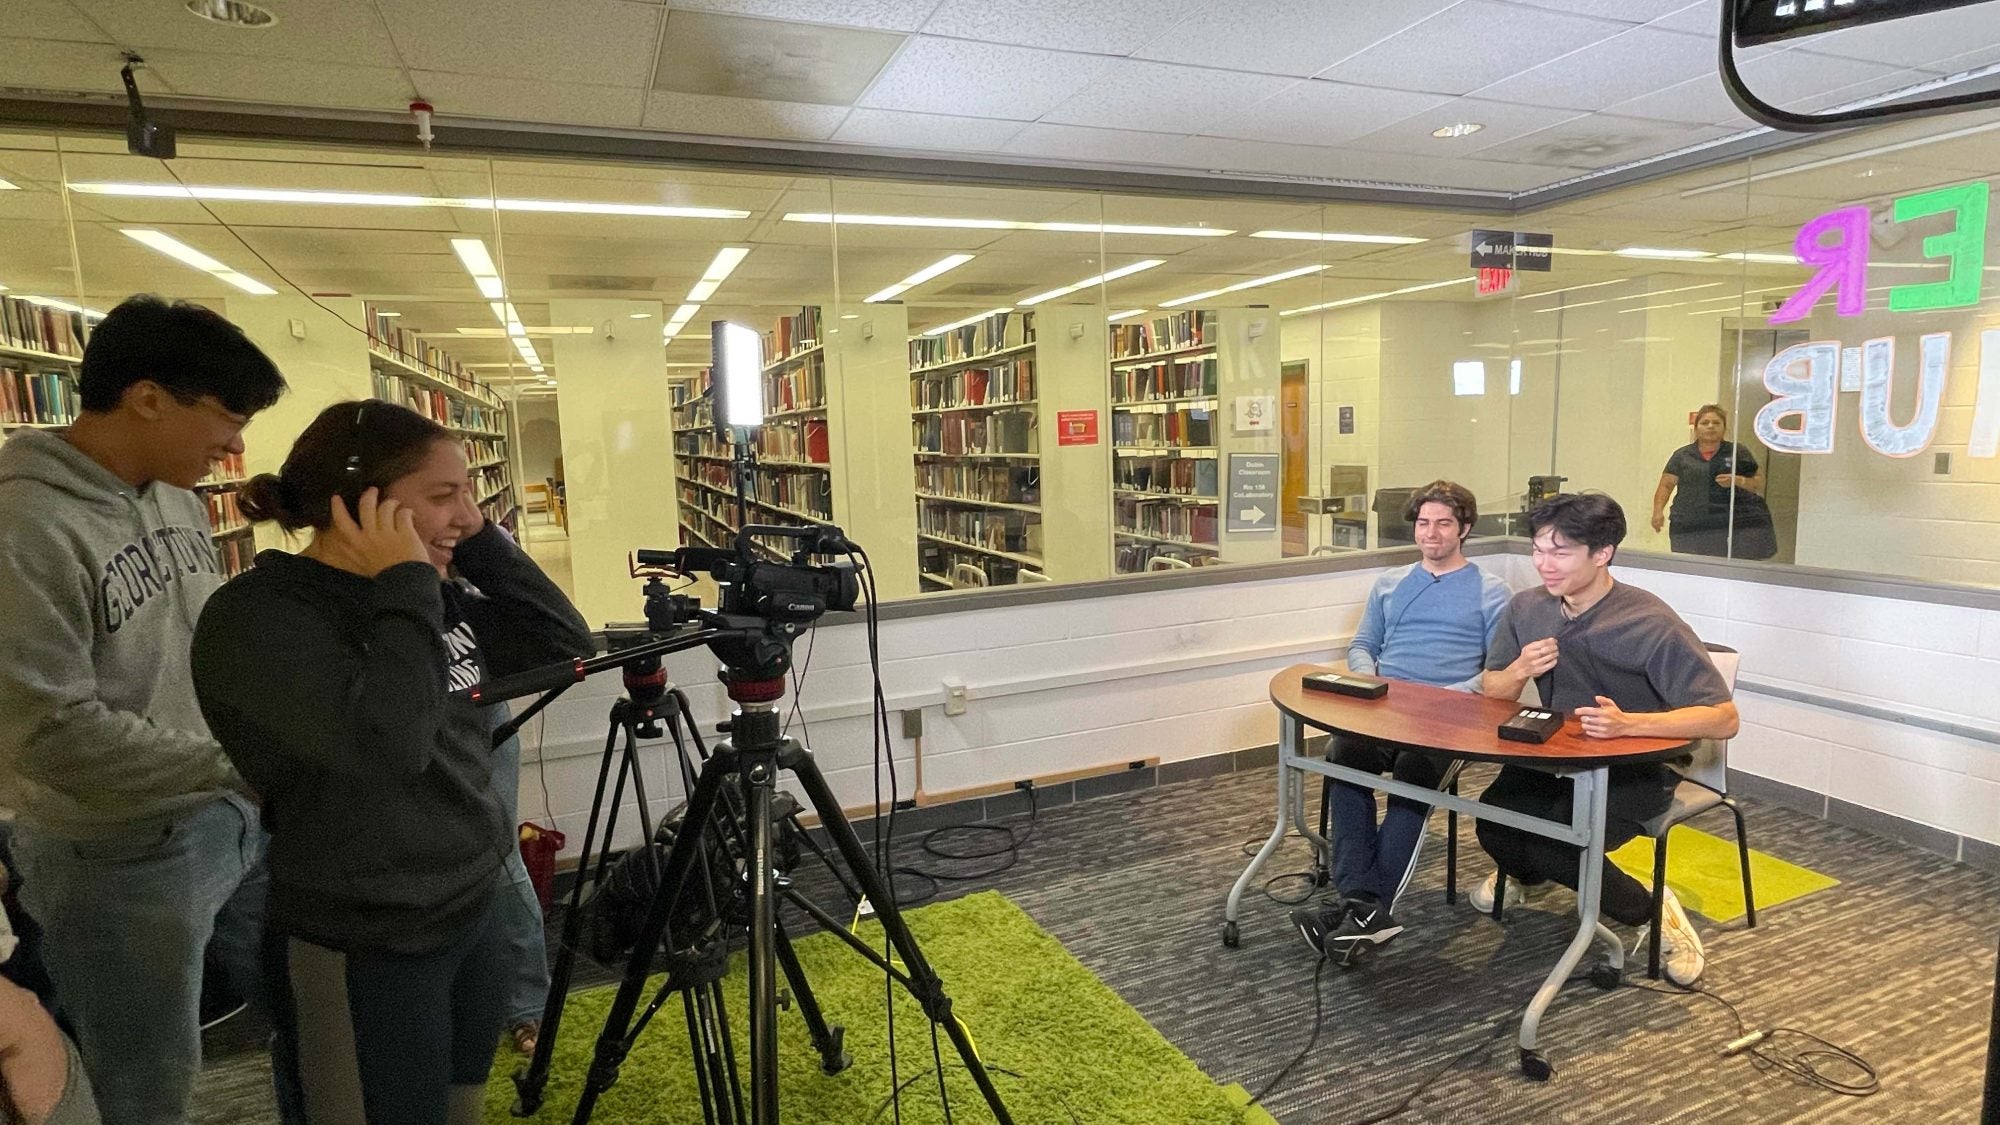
[9,0,111,44]
[921,0,1206,54]
[1135,0,1458,79]
[857,37,1112,120]
[413,73,646,129]
[1486,113,1738,169]
[1000,122,1199,166]
[640,0,936,33]
[1314,0,1628,96]
[0,36,164,95]
[653,10,903,105]
[1202,81,1454,148]
[1041,60,1301,133]
[1473,27,1717,112]
[1347,98,1587,156]
[72,0,402,67]
[376,0,660,84]
[642,90,850,141]
[1783,6,2000,70]
[830,108,1029,151]
[1510,0,1692,21]
[143,52,412,112]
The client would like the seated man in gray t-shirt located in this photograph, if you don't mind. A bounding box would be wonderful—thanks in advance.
[1475,493,1736,987]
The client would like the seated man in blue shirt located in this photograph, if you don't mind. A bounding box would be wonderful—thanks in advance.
[1291,480,1510,962]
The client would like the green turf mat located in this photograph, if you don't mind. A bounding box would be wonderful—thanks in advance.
[488,890,1257,1124]
[1609,822,1839,924]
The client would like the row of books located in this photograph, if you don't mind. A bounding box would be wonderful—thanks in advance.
[765,307,822,363]
[462,438,506,466]
[911,359,1035,411]
[207,490,247,534]
[1111,356,1217,403]
[199,452,247,487]
[766,354,827,414]
[914,410,1037,456]
[909,310,1035,369]
[1116,457,1218,498]
[756,419,831,464]
[1111,407,1213,448]
[680,503,735,551]
[675,431,728,462]
[474,464,512,505]
[680,459,732,493]
[0,297,86,359]
[753,470,834,521]
[1110,310,1215,360]
[217,534,255,581]
[920,507,1043,558]
[673,393,715,431]
[1117,498,1219,546]
[916,462,1039,506]
[919,543,1039,588]
[1114,540,1218,574]
[374,372,504,434]
[1,368,78,427]
[670,369,714,406]
[364,304,498,406]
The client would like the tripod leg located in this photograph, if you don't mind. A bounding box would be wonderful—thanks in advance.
[684,989,720,1125]
[515,705,639,1115]
[785,745,1015,1125]
[710,979,746,1125]
[775,919,850,1075]
[744,752,782,1125]
[569,748,737,1125]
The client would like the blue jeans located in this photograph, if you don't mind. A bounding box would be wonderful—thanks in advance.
[12,794,288,1125]
[1326,736,1450,908]
[492,723,552,1027]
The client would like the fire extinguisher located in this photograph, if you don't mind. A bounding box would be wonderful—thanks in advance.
[518,822,565,912]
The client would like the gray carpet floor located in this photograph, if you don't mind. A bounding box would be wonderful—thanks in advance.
[192,764,1997,1124]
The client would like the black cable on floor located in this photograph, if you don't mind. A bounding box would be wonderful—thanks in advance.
[1625,979,1879,1098]
[1240,832,1324,906]
[881,789,1041,910]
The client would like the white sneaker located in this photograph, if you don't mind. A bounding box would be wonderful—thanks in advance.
[1468,870,1556,914]
[1637,888,1707,987]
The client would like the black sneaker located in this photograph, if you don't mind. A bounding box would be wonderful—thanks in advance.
[1287,900,1352,958]
[1327,903,1404,955]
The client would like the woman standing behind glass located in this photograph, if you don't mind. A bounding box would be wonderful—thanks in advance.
[191,401,590,1124]
[1651,404,1764,557]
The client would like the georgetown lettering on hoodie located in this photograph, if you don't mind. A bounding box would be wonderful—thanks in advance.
[0,429,242,839]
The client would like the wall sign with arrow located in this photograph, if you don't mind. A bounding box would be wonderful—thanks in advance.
[1227,453,1278,534]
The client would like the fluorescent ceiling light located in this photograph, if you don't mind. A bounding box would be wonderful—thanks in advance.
[1433,122,1485,139]
[922,307,1013,337]
[782,213,1231,238]
[1019,260,1163,306]
[377,310,402,317]
[1678,118,2000,198]
[513,337,544,368]
[629,311,651,319]
[1280,276,1472,317]
[1249,230,1427,245]
[1108,308,1147,321]
[685,246,750,302]
[1714,251,1800,265]
[1615,247,1712,260]
[865,253,975,303]
[663,302,701,340]
[70,182,749,219]
[452,238,507,304]
[1159,263,1326,308]
[120,229,276,295]
[0,179,17,191]
[1520,279,1629,300]
[1616,282,1723,301]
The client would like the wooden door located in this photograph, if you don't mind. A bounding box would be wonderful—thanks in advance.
[1281,360,1308,556]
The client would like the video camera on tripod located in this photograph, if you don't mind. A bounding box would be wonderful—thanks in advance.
[467,521,1012,1125]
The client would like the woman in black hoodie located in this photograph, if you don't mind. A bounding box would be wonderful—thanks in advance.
[192,400,591,1123]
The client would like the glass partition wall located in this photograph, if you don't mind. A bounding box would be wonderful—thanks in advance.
[9,108,2000,606]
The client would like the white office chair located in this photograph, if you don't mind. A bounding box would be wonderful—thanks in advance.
[1639,643,1753,979]
[1015,569,1052,584]
[950,562,988,589]
[1147,555,1193,571]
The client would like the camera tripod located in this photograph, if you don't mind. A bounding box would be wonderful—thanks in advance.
[497,639,1012,1125]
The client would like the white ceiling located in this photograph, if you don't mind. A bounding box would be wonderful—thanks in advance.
[1,0,1996,198]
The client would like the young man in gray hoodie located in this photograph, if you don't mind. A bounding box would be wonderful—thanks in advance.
[0,296,287,1125]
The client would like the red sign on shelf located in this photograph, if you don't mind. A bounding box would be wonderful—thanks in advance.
[1056,410,1099,446]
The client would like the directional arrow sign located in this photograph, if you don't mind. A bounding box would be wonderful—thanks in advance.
[1227,454,1278,534]
[1470,229,1515,270]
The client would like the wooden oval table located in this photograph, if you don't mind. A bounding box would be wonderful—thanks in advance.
[1224,664,1693,1080]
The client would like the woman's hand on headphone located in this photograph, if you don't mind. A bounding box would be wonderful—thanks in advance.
[324,488,431,577]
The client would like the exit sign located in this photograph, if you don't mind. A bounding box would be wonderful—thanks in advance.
[1734,0,1994,48]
